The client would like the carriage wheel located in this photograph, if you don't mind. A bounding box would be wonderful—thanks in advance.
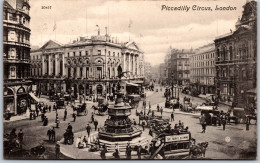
[84,110,88,116]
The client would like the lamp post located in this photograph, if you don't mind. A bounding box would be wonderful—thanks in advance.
[171,72,174,99]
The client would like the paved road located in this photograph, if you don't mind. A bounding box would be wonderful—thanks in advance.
[142,85,257,159]
[4,85,257,159]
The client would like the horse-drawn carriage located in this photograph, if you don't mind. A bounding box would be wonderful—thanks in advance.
[92,97,108,116]
[73,102,87,116]
[56,98,65,109]
[199,109,220,125]
[165,98,181,109]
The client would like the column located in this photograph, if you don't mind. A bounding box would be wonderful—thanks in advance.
[48,54,52,76]
[83,67,86,78]
[123,53,126,72]
[76,67,80,78]
[55,54,59,76]
[42,55,46,75]
[14,91,17,115]
[133,55,136,76]
[71,68,73,78]
[129,54,132,74]
[105,48,107,79]
[90,48,94,78]
[131,54,134,74]
[63,53,66,77]
[136,55,139,76]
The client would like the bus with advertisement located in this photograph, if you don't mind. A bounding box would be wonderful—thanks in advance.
[150,131,191,159]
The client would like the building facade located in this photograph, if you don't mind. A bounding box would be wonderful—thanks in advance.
[169,49,194,86]
[31,35,145,100]
[159,63,167,84]
[3,0,31,115]
[190,43,216,94]
[144,62,152,81]
[214,0,257,107]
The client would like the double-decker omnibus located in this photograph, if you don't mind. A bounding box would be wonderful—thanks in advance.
[150,131,191,159]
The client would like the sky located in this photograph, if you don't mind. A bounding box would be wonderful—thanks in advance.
[29,0,247,66]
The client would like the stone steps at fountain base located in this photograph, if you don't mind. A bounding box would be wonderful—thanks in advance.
[99,136,149,153]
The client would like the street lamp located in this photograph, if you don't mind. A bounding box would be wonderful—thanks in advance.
[171,72,174,99]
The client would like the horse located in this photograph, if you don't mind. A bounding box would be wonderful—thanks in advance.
[92,105,99,114]
[190,142,208,158]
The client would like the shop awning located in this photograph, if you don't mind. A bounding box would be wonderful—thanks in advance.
[126,82,139,87]
[29,92,40,102]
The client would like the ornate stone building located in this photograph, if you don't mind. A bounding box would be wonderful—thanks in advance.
[159,63,167,84]
[190,43,216,94]
[169,49,194,86]
[31,35,145,99]
[144,62,152,81]
[214,0,257,107]
[3,0,31,115]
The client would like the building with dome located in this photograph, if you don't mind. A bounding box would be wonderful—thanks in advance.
[214,0,257,108]
[3,0,31,115]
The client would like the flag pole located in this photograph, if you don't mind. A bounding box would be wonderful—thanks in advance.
[128,20,131,42]
[129,25,130,42]
[54,18,56,41]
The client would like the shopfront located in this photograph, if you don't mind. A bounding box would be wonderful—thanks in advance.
[17,87,28,115]
[4,87,15,115]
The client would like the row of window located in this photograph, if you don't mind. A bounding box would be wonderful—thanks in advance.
[66,50,121,57]
[4,46,30,60]
[193,52,215,61]
[192,77,214,85]
[216,45,256,61]
[216,67,255,80]
[3,11,30,27]
[4,65,30,79]
[191,68,215,76]
[192,60,215,68]
[221,83,234,95]
[3,29,30,44]
[32,55,42,60]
